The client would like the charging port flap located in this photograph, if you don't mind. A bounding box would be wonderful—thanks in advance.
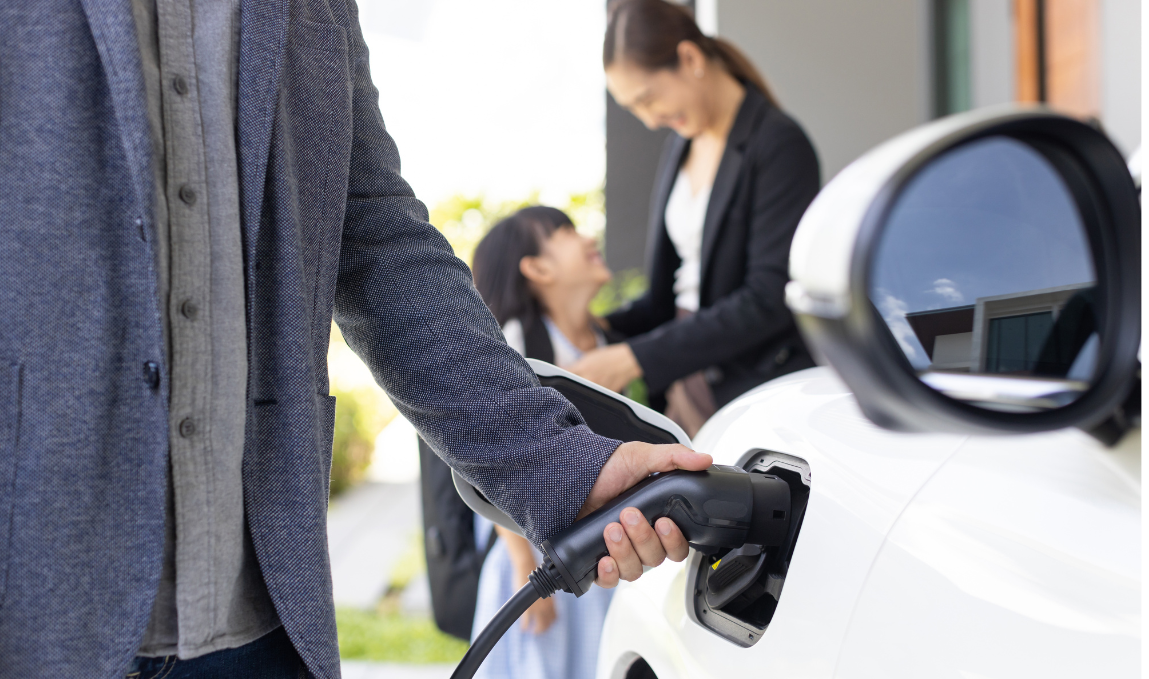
[687,450,811,647]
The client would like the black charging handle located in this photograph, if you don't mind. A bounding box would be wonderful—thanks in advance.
[541,465,791,597]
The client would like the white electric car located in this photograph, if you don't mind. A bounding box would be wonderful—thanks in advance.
[458,107,1141,678]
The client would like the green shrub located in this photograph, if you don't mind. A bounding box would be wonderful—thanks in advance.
[328,325,396,498]
[589,268,648,317]
[330,388,379,497]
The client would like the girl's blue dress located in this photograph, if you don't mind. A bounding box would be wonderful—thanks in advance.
[471,516,614,679]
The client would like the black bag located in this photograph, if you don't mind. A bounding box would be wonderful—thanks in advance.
[418,437,492,640]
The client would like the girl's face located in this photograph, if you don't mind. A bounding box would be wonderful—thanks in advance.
[605,42,710,138]
[527,225,612,292]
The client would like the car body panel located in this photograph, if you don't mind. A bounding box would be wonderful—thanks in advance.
[836,428,1140,678]
[596,367,1139,678]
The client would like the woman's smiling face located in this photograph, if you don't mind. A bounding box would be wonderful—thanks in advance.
[605,41,711,139]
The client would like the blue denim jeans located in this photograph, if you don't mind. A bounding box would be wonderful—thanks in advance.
[127,626,305,678]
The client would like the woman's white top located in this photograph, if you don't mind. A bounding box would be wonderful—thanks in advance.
[500,316,605,368]
[664,169,713,312]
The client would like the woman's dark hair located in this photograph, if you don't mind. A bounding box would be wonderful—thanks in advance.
[603,0,778,107]
[472,206,575,326]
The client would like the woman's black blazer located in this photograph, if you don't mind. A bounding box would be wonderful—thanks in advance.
[606,87,821,408]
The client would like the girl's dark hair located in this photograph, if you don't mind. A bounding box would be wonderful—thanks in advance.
[603,0,778,107]
[472,206,575,326]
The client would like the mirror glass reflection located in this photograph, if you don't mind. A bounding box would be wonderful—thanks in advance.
[869,136,1098,409]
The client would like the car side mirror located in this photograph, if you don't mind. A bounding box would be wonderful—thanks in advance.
[786,106,1140,443]
[453,359,691,536]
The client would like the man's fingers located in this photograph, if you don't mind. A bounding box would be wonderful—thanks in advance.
[620,508,666,567]
[594,517,689,588]
[604,522,643,581]
[654,517,689,561]
[580,441,713,588]
[596,556,619,588]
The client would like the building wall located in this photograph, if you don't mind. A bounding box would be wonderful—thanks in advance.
[602,0,1140,272]
[603,97,671,272]
[713,0,933,181]
[604,0,933,271]
[969,0,1015,108]
[1099,0,1141,154]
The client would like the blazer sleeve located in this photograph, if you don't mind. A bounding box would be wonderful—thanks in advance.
[626,124,820,393]
[604,281,674,339]
[331,4,618,546]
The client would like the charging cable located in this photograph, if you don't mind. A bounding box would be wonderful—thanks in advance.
[450,466,792,679]
[450,560,562,679]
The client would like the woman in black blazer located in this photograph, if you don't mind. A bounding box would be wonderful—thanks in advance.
[570,0,820,435]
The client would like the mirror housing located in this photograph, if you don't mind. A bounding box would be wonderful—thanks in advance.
[453,359,691,536]
[787,106,1140,440]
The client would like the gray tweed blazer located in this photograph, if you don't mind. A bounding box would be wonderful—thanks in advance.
[0,1,618,677]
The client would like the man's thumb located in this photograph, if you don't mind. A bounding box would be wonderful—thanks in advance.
[651,444,712,473]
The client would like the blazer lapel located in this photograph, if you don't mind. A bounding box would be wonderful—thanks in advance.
[236,0,289,264]
[698,89,768,282]
[697,148,743,278]
[78,0,153,221]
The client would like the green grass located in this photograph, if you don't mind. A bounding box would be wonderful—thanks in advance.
[335,530,468,664]
[336,608,470,664]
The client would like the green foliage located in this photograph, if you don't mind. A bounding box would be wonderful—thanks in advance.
[589,268,648,317]
[336,608,469,664]
[329,390,377,497]
[328,325,396,498]
[563,188,607,243]
[588,268,651,406]
[429,188,607,266]
[623,378,649,407]
[429,194,536,266]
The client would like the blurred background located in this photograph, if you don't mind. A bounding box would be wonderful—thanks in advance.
[325,1,1141,676]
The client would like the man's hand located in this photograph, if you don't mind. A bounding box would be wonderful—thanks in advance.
[578,441,713,588]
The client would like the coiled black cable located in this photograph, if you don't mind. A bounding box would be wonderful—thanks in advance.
[450,558,564,679]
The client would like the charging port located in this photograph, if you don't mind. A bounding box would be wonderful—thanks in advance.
[686,450,811,647]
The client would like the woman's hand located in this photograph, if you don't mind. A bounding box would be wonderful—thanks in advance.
[568,343,642,392]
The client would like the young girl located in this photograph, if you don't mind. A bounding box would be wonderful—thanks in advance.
[468,206,615,679]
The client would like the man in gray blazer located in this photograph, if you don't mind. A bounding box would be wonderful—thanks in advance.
[0,1,711,677]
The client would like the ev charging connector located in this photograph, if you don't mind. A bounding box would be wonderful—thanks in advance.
[451,465,791,679]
